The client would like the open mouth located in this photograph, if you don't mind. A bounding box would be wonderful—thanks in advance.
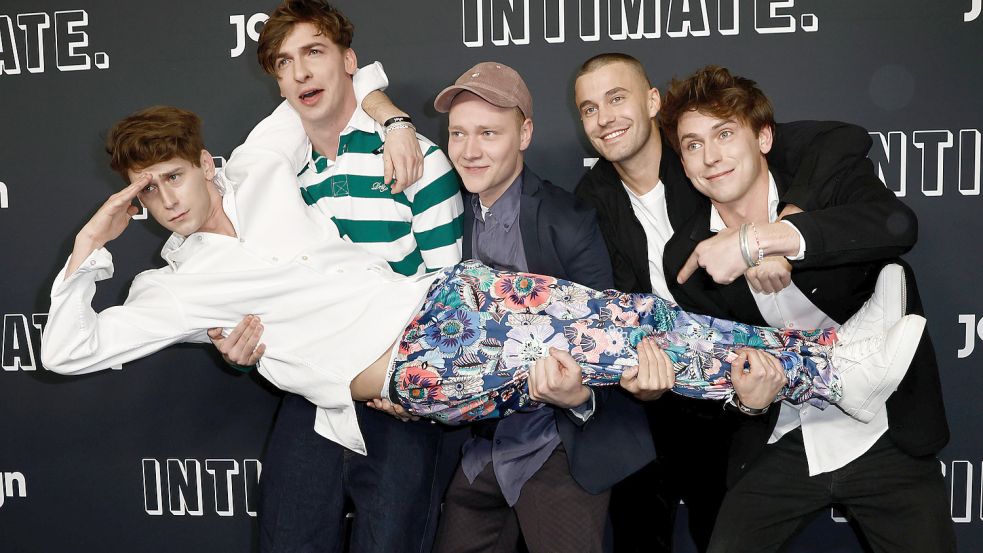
[299,89,323,104]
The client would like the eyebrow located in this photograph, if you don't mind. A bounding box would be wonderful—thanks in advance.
[277,41,330,59]
[154,168,182,182]
[578,87,630,110]
[712,118,738,130]
[679,119,739,142]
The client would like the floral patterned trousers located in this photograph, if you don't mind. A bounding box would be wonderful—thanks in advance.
[391,260,840,425]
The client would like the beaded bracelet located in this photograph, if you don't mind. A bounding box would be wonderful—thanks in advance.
[385,122,416,135]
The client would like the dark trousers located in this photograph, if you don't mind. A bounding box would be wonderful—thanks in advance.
[258,393,448,553]
[434,444,610,553]
[707,428,956,553]
[610,395,732,553]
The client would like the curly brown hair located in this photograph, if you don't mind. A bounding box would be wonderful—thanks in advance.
[257,0,354,75]
[106,106,204,181]
[659,65,774,153]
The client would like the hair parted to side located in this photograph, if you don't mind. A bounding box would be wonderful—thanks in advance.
[257,0,354,74]
[576,52,651,87]
[106,106,204,181]
[659,65,775,153]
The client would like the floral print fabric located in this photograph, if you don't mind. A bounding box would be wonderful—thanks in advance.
[392,260,840,425]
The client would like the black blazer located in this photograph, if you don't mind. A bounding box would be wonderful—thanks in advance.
[661,131,949,486]
[463,165,656,494]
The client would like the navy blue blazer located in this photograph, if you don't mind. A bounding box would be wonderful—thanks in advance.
[463,165,656,494]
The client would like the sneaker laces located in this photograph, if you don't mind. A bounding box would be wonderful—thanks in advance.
[834,334,884,372]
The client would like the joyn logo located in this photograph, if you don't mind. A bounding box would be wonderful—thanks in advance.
[460,0,819,47]
[143,458,261,517]
[0,471,27,509]
[0,11,109,76]
[967,0,980,22]
[868,129,981,198]
[958,314,983,359]
[229,14,268,58]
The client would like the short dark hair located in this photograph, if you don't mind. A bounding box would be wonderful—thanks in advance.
[106,106,204,181]
[660,65,775,153]
[257,0,354,75]
[576,52,651,87]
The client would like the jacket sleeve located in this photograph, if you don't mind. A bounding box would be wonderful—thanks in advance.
[769,120,872,213]
[782,157,917,268]
[770,121,917,267]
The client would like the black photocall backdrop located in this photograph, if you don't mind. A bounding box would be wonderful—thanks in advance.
[1,1,980,551]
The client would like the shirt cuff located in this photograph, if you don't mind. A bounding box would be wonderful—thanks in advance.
[780,220,806,260]
[53,248,114,293]
[568,387,596,422]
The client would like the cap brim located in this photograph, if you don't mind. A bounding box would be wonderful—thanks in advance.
[433,84,519,113]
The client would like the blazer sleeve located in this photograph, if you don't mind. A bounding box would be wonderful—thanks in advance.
[769,120,872,213]
[782,157,918,268]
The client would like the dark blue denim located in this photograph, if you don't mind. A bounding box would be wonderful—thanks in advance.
[259,393,447,553]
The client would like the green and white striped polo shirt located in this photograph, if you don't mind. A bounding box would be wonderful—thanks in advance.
[297,108,464,276]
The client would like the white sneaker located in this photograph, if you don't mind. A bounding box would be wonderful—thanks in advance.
[834,314,925,422]
[837,263,906,345]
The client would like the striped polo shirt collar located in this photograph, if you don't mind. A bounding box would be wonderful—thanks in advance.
[304,105,380,175]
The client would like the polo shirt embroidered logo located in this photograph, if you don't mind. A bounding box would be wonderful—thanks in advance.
[331,175,350,197]
[370,181,389,193]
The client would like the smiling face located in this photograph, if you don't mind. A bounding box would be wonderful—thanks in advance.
[274,21,357,129]
[676,110,773,208]
[574,61,660,164]
[447,92,532,206]
[129,152,224,237]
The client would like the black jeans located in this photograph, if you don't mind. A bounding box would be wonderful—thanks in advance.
[258,393,447,553]
[707,428,955,553]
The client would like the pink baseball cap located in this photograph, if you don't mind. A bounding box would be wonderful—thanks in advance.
[434,61,533,120]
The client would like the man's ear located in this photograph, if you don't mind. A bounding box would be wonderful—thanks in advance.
[648,87,662,119]
[200,150,217,179]
[758,124,774,155]
[344,48,357,76]
[519,118,534,151]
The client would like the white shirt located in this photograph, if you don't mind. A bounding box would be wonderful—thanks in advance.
[709,172,888,475]
[41,130,440,456]
[623,180,676,303]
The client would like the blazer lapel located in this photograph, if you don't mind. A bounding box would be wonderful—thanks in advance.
[686,208,769,327]
[519,168,545,272]
[462,192,475,260]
